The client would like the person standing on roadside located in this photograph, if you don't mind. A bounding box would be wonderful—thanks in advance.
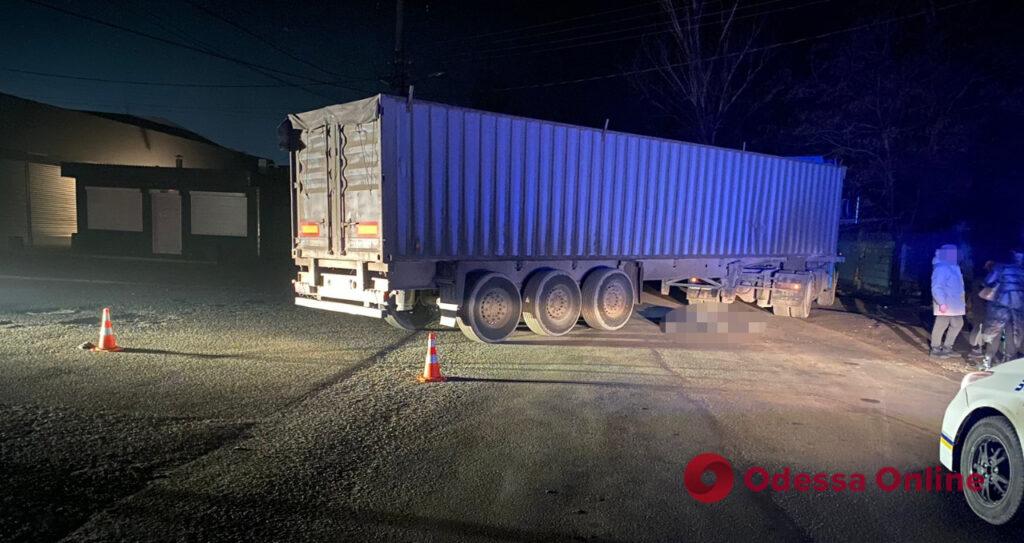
[979,248,1024,369]
[930,244,965,358]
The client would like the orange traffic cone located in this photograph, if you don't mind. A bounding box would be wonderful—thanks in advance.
[417,332,445,382]
[91,307,123,352]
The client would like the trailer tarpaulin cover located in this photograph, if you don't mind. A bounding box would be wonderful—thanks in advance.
[287,95,380,130]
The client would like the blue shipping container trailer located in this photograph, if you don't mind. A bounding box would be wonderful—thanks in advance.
[281,95,846,342]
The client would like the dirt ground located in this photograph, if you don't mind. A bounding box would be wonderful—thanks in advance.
[0,253,1014,542]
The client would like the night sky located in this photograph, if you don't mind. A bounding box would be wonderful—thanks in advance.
[2,0,1022,241]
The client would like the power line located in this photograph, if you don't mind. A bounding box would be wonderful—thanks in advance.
[451,0,829,60]
[436,1,663,44]
[19,0,376,98]
[480,0,789,47]
[107,0,353,103]
[10,93,290,115]
[495,0,984,91]
[1,66,375,88]
[183,0,358,82]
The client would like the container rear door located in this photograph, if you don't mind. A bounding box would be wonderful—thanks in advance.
[295,124,342,257]
[339,121,382,258]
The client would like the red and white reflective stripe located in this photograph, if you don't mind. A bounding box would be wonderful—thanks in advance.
[425,333,438,364]
[355,222,379,238]
[299,221,320,237]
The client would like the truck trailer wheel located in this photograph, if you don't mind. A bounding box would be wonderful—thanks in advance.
[772,292,812,318]
[522,270,582,336]
[816,271,838,307]
[457,272,522,343]
[580,268,635,331]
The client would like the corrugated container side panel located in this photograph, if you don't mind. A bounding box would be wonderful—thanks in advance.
[636,137,650,255]
[538,124,552,256]
[662,143,679,255]
[643,141,658,255]
[793,162,807,252]
[521,123,536,256]
[601,136,615,255]
[772,160,787,254]
[724,148,739,254]
[380,97,843,261]
[552,126,566,256]
[730,153,744,256]
[427,107,442,256]
[813,165,828,251]
[747,155,761,252]
[464,111,479,256]
[705,147,722,254]
[589,133,603,256]
[827,172,839,249]
[744,156,758,254]
[408,106,425,255]
[574,132,588,255]
[806,163,819,253]
[697,147,714,254]
[383,108,400,255]
[562,128,576,256]
[621,137,635,255]
[650,142,664,255]
[774,162,787,250]
[508,120,523,256]
[679,145,696,255]
[479,114,494,255]
[495,117,510,256]
[446,109,460,256]
[682,145,695,254]
[729,150,741,255]
[765,156,779,254]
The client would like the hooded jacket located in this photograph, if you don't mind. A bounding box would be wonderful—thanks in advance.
[932,257,966,316]
[984,263,1024,310]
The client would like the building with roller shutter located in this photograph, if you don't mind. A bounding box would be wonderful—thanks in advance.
[0,92,285,259]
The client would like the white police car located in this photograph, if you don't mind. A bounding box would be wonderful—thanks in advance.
[941,358,1024,525]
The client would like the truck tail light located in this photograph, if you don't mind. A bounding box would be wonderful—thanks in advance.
[299,222,320,237]
[355,222,379,238]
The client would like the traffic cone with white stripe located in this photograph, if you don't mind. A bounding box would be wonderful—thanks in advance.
[91,307,123,352]
[417,332,445,382]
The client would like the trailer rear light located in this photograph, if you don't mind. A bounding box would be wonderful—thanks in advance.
[299,222,320,237]
[355,222,379,238]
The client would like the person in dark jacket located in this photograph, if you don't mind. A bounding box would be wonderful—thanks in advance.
[979,249,1024,369]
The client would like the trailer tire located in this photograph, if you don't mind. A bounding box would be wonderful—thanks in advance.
[773,284,813,318]
[383,296,438,331]
[580,268,635,331]
[522,270,582,336]
[816,271,838,307]
[457,272,522,343]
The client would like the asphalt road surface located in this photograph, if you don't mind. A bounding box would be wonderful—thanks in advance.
[0,255,1017,542]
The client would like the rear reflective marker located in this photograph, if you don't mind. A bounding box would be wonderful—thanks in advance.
[299,222,320,237]
[355,222,379,237]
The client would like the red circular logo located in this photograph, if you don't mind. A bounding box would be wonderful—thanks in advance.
[684,453,735,503]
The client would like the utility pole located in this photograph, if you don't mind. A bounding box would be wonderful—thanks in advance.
[392,0,408,95]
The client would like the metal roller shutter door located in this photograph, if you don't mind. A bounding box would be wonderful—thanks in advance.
[0,159,28,247]
[190,191,247,237]
[28,163,78,247]
[85,187,143,231]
